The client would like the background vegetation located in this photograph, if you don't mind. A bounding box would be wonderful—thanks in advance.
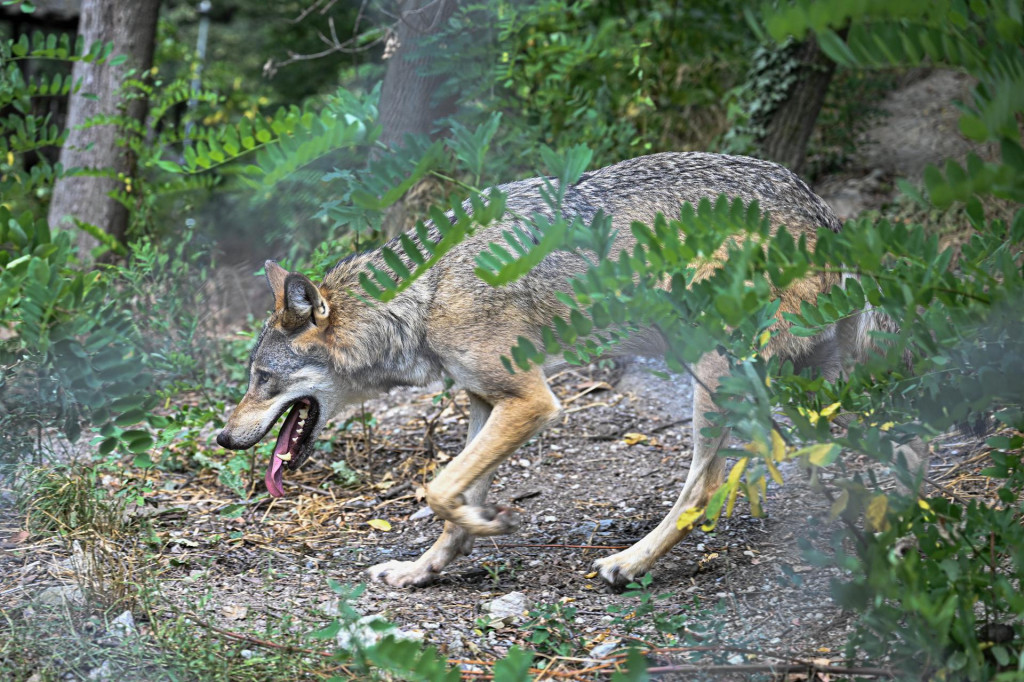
[1,0,1022,679]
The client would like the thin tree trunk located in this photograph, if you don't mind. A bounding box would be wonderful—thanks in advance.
[378,0,458,149]
[48,0,161,261]
[376,0,457,238]
[758,35,838,175]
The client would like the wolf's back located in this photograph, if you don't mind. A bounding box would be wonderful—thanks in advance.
[494,152,842,236]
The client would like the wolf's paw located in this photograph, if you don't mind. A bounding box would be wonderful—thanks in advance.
[367,560,440,588]
[593,552,647,593]
[447,503,521,536]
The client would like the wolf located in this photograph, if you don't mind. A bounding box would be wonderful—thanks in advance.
[216,152,924,589]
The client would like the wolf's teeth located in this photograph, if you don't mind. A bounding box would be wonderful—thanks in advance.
[277,452,292,461]
[298,408,309,419]
[292,436,299,443]
[297,419,305,428]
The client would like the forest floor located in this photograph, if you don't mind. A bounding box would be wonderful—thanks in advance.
[1,70,998,680]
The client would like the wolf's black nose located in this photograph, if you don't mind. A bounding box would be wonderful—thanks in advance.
[216,431,233,449]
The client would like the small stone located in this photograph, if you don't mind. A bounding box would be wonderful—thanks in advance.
[516,458,531,468]
[35,585,84,607]
[409,507,434,521]
[87,660,113,680]
[589,638,621,659]
[421,621,440,630]
[241,649,255,660]
[336,614,421,651]
[107,610,136,639]
[480,591,532,626]
[569,519,614,536]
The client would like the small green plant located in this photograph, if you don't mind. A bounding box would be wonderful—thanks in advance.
[523,601,583,658]
[606,573,693,644]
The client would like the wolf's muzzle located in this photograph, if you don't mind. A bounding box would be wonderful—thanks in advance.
[216,430,240,449]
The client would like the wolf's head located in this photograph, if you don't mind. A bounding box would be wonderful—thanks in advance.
[216,261,350,497]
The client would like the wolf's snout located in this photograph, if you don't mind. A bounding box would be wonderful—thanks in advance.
[216,430,238,449]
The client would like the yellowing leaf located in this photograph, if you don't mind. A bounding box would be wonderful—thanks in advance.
[622,432,648,446]
[866,494,890,532]
[747,477,767,517]
[795,442,840,467]
[758,329,772,347]
[820,402,842,419]
[725,458,748,517]
[770,429,786,460]
[797,405,820,426]
[880,421,895,431]
[744,437,768,457]
[676,507,704,530]
[829,489,850,521]
[918,498,932,511]
[367,519,392,532]
[584,571,597,579]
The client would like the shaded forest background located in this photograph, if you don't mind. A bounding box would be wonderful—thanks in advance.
[1,1,1023,680]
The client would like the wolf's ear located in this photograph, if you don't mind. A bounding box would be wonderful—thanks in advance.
[282,272,330,328]
[265,260,288,308]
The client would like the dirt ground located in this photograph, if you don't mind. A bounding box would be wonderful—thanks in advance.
[1,70,996,678]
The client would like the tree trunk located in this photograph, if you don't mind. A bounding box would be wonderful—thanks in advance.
[376,0,457,238]
[48,0,161,260]
[377,0,458,149]
[757,35,837,176]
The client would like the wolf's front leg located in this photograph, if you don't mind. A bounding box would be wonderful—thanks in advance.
[424,380,561,536]
[368,475,495,588]
[368,386,558,588]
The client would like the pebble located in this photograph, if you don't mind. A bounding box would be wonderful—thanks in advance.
[409,507,434,521]
[107,610,136,640]
[86,661,113,680]
[480,591,532,626]
[589,638,621,659]
[35,585,84,607]
[336,614,421,650]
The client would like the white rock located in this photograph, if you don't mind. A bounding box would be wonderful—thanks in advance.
[86,660,113,680]
[107,610,136,639]
[589,638,621,659]
[480,591,532,625]
[409,507,434,521]
[335,614,421,651]
[35,585,84,607]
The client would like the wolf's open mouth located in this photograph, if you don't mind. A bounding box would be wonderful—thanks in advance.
[265,397,319,497]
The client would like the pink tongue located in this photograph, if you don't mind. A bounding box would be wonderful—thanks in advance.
[266,456,285,498]
[265,401,307,498]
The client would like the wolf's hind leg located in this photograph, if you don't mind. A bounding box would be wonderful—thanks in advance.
[594,352,729,590]
[369,394,495,588]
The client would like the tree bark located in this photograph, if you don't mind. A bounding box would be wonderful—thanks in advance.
[757,35,837,176]
[48,0,161,260]
[377,0,458,149]
[375,0,457,238]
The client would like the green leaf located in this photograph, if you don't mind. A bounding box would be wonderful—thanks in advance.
[493,646,534,682]
[132,452,155,468]
[308,619,342,640]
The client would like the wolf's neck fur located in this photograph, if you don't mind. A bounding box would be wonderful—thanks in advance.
[323,253,443,392]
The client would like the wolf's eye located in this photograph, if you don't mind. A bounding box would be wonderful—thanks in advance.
[254,370,271,386]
